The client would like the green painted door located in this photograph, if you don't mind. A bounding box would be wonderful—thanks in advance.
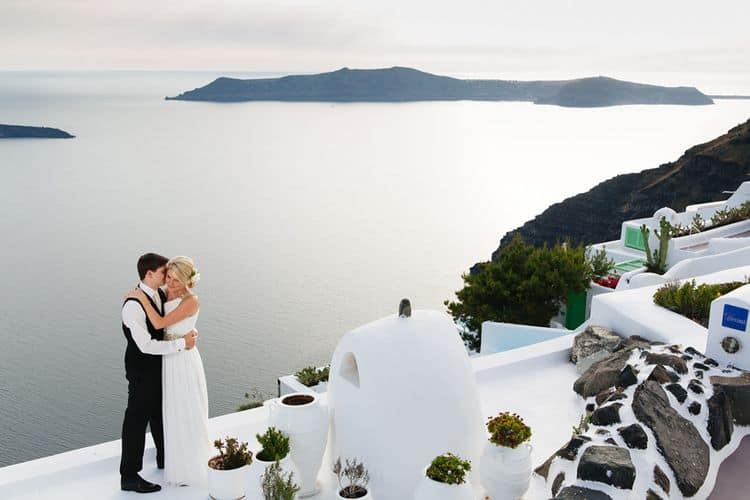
[566,290,587,330]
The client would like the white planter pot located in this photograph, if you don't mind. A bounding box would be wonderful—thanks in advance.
[480,442,532,500]
[269,392,329,497]
[245,455,301,500]
[414,474,474,500]
[207,461,250,500]
[336,487,373,499]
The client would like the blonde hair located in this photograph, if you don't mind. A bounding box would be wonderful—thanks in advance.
[167,256,199,289]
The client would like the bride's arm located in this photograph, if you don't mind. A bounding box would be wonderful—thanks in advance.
[124,290,199,329]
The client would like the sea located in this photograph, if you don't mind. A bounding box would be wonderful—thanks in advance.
[1,70,750,467]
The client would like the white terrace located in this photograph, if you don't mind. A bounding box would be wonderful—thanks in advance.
[3,187,750,499]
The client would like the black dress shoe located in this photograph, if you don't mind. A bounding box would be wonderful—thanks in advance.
[121,475,162,493]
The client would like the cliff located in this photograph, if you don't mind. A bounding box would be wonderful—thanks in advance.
[166,67,712,108]
[491,118,750,261]
[0,124,74,139]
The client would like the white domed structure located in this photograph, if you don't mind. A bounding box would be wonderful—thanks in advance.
[328,308,483,499]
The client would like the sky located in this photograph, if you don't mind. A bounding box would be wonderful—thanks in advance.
[1,0,748,77]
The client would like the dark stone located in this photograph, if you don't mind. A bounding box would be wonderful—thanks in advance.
[704,358,719,367]
[665,383,687,403]
[646,489,664,500]
[552,473,565,497]
[591,404,622,426]
[681,354,693,361]
[685,346,704,357]
[577,445,635,489]
[595,388,615,406]
[707,389,734,450]
[711,373,750,425]
[586,403,596,412]
[695,370,703,379]
[618,423,648,449]
[654,465,670,494]
[574,349,634,397]
[555,486,613,500]
[595,429,610,436]
[571,325,623,364]
[618,365,639,388]
[688,379,704,394]
[688,401,702,415]
[632,381,709,496]
[694,362,709,371]
[645,353,688,374]
[607,392,627,402]
[535,435,591,479]
[668,345,681,354]
[621,335,655,350]
[648,365,679,384]
[605,438,617,445]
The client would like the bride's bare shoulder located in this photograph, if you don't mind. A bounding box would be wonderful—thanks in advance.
[182,294,199,306]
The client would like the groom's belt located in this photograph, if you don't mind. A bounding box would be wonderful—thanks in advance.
[164,333,185,341]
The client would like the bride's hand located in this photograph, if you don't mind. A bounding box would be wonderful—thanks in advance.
[123,288,148,303]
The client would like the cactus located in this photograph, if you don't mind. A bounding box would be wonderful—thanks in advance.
[640,217,672,274]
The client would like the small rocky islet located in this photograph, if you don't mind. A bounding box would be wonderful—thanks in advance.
[0,124,74,139]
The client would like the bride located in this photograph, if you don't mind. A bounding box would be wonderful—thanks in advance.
[127,256,210,486]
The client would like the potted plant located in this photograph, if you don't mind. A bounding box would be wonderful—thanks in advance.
[261,461,301,500]
[333,457,372,499]
[247,427,300,500]
[207,437,253,500]
[414,452,473,500]
[479,412,532,500]
[294,365,330,392]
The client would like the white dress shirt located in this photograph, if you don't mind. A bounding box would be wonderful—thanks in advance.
[122,282,186,354]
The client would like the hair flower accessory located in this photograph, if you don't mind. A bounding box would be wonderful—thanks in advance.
[190,267,201,285]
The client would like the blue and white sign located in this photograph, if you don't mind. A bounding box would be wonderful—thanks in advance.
[723,304,749,332]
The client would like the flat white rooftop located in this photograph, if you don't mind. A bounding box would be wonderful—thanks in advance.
[0,336,579,499]
[2,334,749,499]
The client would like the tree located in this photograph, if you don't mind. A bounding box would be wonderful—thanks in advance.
[445,235,594,351]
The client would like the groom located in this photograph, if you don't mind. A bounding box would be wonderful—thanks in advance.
[120,252,197,493]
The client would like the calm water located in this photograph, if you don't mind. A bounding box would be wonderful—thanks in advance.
[2,71,750,467]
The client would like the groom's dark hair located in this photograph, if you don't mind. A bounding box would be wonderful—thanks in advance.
[137,253,169,279]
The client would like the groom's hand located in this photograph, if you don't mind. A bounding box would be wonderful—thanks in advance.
[185,330,198,350]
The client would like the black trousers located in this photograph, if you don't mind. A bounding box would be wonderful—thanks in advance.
[120,371,164,478]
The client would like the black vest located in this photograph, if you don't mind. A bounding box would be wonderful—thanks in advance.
[122,288,166,379]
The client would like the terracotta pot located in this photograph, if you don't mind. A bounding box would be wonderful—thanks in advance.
[413,472,474,500]
[269,392,329,497]
[207,458,250,500]
[245,454,301,500]
[479,441,532,500]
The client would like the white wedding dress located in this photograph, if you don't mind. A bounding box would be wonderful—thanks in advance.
[162,297,211,486]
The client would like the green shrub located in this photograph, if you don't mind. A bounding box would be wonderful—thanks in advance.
[261,461,300,500]
[445,235,594,351]
[653,279,749,327]
[486,412,532,449]
[294,365,330,387]
[711,201,750,227]
[587,246,615,280]
[256,427,290,462]
[426,452,471,485]
[237,388,268,412]
[210,437,253,470]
